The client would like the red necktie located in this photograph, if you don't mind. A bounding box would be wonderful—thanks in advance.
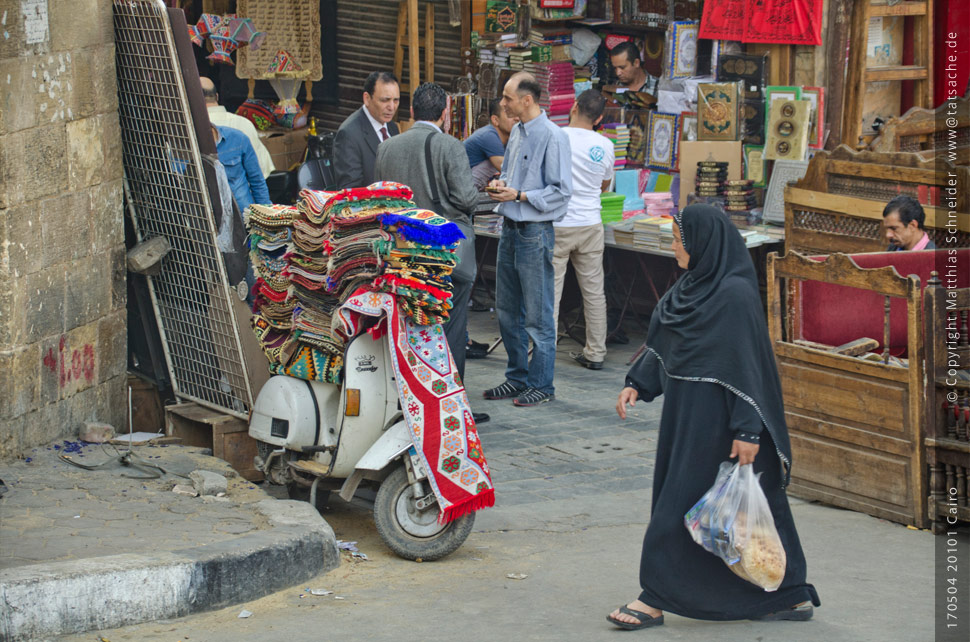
[380,126,389,141]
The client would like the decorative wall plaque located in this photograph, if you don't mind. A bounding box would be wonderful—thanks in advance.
[763,158,809,224]
[764,99,811,161]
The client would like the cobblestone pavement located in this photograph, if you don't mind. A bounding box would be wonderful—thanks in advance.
[464,308,662,508]
[0,445,272,570]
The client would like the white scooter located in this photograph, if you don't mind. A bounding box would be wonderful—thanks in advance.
[249,322,474,561]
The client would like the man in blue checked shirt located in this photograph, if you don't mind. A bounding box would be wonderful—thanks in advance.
[211,124,271,216]
[485,71,573,408]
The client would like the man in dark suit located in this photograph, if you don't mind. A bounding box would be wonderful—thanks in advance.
[333,71,401,189]
[373,82,489,424]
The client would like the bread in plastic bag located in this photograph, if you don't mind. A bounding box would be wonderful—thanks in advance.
[684,461,787,591]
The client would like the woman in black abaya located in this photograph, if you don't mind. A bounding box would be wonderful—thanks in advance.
[606,205,820,630]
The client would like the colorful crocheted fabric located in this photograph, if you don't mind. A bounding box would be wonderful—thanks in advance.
[283,345,342,384]
[297,189,339,224]
[252,314,299,368]
[379,209,464,248]
[236,99,277,131]
[247,204,299,228]
[334,290,494,523]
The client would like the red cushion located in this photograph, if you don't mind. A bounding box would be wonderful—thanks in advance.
[798,249,970,354]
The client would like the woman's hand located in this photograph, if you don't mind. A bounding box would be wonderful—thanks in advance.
[616,387,638,419]
[729,440,760,466]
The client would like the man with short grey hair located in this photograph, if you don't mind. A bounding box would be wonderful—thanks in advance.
[485,71,572,407]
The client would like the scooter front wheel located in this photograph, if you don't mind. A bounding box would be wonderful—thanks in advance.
[374,464,474,561]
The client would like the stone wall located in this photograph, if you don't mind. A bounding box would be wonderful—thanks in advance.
[0,0,126,459]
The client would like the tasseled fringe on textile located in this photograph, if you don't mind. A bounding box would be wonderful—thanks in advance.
[378,213,465,247]
[438,488,496,524]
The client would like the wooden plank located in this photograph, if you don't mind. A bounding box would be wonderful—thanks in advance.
[789,433,913,509]
[841,0,871,147]
[826,159,938,184]
[425,1,435,82]
[905,277,927,529]
[921,0,934,109]
[775,342,910,382]
[786,410,914,458]
[393,1,407,82]
[787,186,970,232]
[864,65,928,82]
[408,0,420,94]
[779,361,910,429]
[925,438,970,454]
[824,0,854,150]
[768,251,914,298]
[871,2,928,17]
[786,228,886,256]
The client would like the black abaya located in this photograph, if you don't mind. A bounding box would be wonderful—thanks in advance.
[623,205,819,620]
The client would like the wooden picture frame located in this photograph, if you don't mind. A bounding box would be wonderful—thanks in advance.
[801,86,825,149]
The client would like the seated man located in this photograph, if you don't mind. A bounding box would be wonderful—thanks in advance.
[883,194,937,251]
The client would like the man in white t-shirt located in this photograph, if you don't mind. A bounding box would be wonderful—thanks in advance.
[555,89,614,370]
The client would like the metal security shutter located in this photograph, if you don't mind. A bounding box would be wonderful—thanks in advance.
[114,0,252,418]
[314,0,463,132]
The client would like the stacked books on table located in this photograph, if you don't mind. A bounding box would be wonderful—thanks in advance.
[642,192,677,218]
[510,47,534,72]
[601,123,630,168]
[600,192,626,224]
[633,216,675,251]
[606,213,650,247]
[535,62,575,127]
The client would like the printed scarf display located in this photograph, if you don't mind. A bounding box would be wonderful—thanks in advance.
[336,290,495,523]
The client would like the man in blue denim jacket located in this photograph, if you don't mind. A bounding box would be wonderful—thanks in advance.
[212,125,271,215]
[484,72,573,407]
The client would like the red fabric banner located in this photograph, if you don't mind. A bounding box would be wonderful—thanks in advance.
[700,0,823,46]
[699,0,745,41]
[743,0,823,46]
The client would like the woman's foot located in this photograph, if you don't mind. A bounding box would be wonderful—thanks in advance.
[607,600,664,630]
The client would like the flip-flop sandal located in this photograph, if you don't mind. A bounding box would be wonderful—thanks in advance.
[750,602,814,621]
[606,605,665,630]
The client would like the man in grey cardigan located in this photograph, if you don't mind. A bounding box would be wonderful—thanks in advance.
[374,82,488,423]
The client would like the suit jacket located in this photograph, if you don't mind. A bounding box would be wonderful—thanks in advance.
[333,107,400,189]
[373,122,478,228]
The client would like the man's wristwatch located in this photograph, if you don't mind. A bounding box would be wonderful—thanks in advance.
[515,190,522,202]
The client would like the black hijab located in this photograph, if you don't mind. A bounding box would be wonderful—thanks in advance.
[640,204,792,485]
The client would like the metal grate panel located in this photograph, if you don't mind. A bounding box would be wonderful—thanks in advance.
[114,0,251,417]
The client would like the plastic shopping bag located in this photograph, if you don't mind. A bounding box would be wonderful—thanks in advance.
[684,461,787,591]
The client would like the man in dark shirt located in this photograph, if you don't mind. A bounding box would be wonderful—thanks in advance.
[464,98,518,189]
[883,195,937,251]
[609,41,656,94]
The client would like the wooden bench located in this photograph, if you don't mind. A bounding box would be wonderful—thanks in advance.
[923,273,970,532]
[868,95,970,160]
[784,145,970,255]
[767,249,970,528]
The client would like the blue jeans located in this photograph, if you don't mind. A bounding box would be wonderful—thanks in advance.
[496,220,556,395]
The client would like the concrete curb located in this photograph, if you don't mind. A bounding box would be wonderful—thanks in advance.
[0,500,339,641]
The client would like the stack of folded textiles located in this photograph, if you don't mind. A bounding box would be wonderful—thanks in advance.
[374,208,464,326]
[246,204,301,375]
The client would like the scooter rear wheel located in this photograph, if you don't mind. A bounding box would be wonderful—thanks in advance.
[374,464,474,561]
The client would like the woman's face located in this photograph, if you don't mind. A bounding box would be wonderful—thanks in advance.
[671,222,690,269]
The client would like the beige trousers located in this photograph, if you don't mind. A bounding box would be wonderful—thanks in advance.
[552,223,608,362]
